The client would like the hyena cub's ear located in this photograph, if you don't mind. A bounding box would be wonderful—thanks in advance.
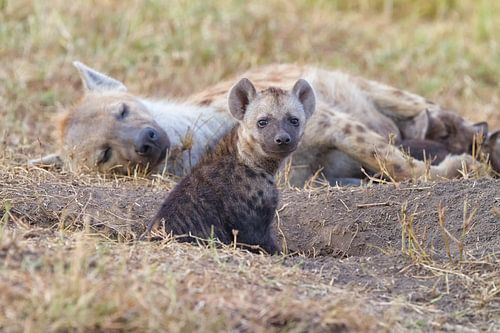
[292,79,316,119]
[398,109,430,140]
[73,61,127,93]
[228,78,257,121]
[473,121,488,140]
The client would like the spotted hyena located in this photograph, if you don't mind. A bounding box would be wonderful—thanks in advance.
[146,78,315,253]
[30,62,489,185]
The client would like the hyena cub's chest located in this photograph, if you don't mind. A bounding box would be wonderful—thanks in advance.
[229,164,279,221]
[188,156,279,250]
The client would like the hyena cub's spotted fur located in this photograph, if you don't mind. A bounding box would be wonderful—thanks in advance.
[147,78,315,254]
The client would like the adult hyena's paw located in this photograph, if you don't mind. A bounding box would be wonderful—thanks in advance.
[28,153,64,169]
[435,154,481,178]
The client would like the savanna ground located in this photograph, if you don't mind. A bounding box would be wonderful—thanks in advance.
[0,1,499,332]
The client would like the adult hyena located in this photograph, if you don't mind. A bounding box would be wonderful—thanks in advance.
[31,62,488,185]
[147,78,315,253]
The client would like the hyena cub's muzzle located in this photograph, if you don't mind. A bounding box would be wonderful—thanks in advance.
[270,131,296,156]
[260,119,303,158]
[274,131,292,146]
[133,126,170,168]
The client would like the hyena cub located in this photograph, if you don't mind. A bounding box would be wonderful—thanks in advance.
[146,78,316,254]
[400,120,489,165]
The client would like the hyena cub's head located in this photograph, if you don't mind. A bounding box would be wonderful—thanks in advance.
[401,108,488,155]
[228,78,315,164]
[425,109,488,155]
[35,62,170,174]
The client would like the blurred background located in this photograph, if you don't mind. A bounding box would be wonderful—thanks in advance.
[0,0,499,162]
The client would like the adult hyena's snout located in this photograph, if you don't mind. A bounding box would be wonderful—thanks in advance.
[135,127,160,155]
[134,127,170,165]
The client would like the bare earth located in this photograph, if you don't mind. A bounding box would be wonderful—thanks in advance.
[0,168,498,332]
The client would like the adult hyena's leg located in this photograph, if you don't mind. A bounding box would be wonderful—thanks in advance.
[352,75,440,119]
[305,67,437,120]
[304,109,475,181]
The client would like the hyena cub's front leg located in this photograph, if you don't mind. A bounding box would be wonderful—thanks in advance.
[304,108,477,181]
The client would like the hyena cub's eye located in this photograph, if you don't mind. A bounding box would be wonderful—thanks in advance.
[257,119,269,128]
[97,147,112,164]
[289,117,299,126]
[117,103,129,120]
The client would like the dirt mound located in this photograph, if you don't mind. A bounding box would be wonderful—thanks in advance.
[1,171,498,259]
[278,179,499,257]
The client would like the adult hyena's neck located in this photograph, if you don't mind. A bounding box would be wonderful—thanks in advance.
[139,98,236,175]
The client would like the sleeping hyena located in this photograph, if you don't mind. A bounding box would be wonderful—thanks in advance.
[30,62,489,185]
[146,78,315,253]
[400,111,490,165]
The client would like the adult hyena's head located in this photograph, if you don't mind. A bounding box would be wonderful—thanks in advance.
[35,62,170,174]
[228,78,315,167]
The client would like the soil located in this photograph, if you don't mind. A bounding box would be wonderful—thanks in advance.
[0,170,499,331]
[277,178,499,257]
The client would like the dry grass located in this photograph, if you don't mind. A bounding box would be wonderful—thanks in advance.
[1,1,500,332]
[0,228,393,332]
[397,197,499,331]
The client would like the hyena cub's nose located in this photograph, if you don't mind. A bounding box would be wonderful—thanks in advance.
[274,132,291,145]
[135,127,160,156]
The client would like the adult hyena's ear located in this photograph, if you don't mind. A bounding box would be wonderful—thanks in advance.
[228,78,257,121]
[28,153,64,169]
[398,109,430,140]
[292,79,316,119]
[73,61,127,93]
[473,121,488,140]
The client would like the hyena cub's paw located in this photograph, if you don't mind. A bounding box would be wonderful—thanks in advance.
[437,154,482,178]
